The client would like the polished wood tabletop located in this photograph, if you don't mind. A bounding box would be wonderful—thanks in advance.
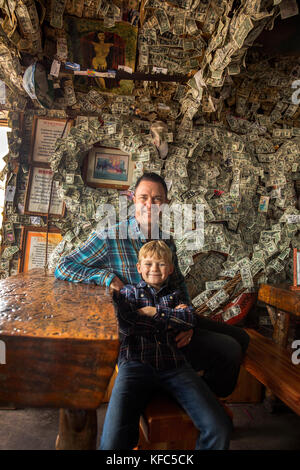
[0,269,119,409]
[258,284,300,317]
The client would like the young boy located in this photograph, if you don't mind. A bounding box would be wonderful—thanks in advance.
[99,241,232,450]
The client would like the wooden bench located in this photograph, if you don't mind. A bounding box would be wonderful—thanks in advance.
[257,283,300,409]
[243,328,300,416]
[135,328,300,450]
[138,392,199,450]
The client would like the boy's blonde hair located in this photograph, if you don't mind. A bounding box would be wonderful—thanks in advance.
[138,240,173,264]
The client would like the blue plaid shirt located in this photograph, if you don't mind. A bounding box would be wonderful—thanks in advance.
[114,280,196,370]
[55,216,190,303]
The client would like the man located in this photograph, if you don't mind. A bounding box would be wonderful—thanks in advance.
[55,172,249,397]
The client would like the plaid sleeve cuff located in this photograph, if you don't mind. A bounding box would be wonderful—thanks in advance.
[102,272,116,288]
[155,304,196,329]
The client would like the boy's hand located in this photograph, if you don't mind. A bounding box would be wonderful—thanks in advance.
[175,304,188,309]
[109,276,125,294]
[138,306,157,317]
[175,329,193,348]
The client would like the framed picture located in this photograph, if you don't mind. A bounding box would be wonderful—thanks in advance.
[30,116,72,164]
[18,226,62,273]
[290,248,300,291]
[64,16,138,95]
[24,166,65,217]
[83,146,134,189]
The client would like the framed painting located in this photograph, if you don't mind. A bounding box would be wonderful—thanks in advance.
[64,16,138,95]
[30,116,72,164]
[83,146,134,189]
[24,166,65,217]
[18,226,62,273]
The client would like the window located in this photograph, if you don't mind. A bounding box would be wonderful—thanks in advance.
[0,125,11,244]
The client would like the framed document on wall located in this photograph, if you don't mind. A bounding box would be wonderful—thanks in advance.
[24,166,65,217]
[30,116,72,164]
[291,248,300,291]
[18,226,62,273]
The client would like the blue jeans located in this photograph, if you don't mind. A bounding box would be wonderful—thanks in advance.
[183,318,250,397]
[99,360,232,450]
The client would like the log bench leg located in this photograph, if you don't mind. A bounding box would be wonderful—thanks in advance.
[264,307,290,412]
[273,310,290,347]
[56,409,98,450]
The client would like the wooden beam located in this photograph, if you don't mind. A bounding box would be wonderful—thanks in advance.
[61,67,189,84]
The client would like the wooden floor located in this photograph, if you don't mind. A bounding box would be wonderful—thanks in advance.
[0,402,300,450]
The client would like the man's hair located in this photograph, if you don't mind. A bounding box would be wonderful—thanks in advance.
[138,240,173,264]
[134,172,168,198]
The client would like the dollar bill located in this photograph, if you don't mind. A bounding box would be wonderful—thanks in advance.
[206,289,229,312]
[1,245,19,259]
[192,289,212,307]
[286,215,300,223]
[205,280,227,290]
[222,305,241,322]
[155,9,170,35]
[273,128,293,138]
[173,14,185,36]
[238,257,254,288]
[186,18,198,35]
[50,0,67,29]
[264,240,279,258]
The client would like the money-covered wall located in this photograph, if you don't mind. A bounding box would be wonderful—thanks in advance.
[0,0,300,323]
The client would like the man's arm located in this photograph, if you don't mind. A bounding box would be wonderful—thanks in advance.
[55,231,117,288]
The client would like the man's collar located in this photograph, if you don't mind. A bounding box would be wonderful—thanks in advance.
[129,216,171,243]
[128,217,147,242]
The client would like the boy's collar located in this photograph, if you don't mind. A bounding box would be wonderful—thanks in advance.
[136,278,169,293]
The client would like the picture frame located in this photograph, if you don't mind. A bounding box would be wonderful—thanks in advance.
[83,146,134,189]
[18,226,62,273]
[30,116,72,165]
[290,248,300,291]
[64,16,138,95]
[24,166,65,217]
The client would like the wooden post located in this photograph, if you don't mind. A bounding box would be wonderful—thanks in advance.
[56,409,98,450]
[273,309,290,348]
[266,305,276,327]
[264,308,290,412]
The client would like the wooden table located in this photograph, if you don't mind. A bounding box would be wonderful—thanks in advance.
[258,283,300,409]
[0,269,119,449]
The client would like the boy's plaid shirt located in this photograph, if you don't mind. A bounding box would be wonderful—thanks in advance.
[114,280,196,370]
[55,216,190,304]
